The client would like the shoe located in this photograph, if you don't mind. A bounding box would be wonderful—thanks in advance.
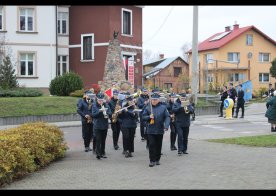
[129,152,133,157]
[96,155,101,159]
[182,151,188,154]
[240,116,244,118]
[122,150,126,155]
[101,154,107,158]
[171,146,177,151]
[125,151,130,158]
[191,118,195,121]
[155,161,160,165]
[233,116,237,118]
[141,138,145,141]
[178,151,183,156]
[272,128,276,132]
[85,147,89,152]
[149,161,155,167]
[88,147,92,151]
[218,115,223,117]
[114,145,119,150]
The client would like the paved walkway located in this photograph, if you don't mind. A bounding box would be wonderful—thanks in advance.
[2,102,275,189]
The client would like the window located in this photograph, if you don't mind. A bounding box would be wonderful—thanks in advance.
[81,34,94,61]
[20,53,34,76]
[174,67,182,77]
[259,73,269,82]
[259,53,270,62]
[19,8,34,31]
[228,52,240,62]
[57,56,68,76]
[228,73,245,82]
[122,8,132,35]
[246,34,253,45]
[58,12,68,34]
[205,53,213,64]
[0,6,3,30]
[207,74,213,83]
[164,83,173,90]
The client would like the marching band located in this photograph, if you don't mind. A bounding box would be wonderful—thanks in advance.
[77,87,195,167]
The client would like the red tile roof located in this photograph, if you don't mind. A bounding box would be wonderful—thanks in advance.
[188,25,276,53]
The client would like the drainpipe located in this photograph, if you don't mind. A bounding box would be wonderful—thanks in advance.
[55,5,58,77]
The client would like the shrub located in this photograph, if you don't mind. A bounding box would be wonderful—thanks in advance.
[70,89,85,97]
[0,88,43,97]
[0,56,18,90]
[49,72,84,96]
[0,122,68,186]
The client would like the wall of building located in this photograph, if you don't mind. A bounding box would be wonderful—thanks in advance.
[2,6,57,88]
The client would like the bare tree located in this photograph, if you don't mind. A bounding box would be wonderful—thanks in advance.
[180,42,192,63]
[143,49,162,64]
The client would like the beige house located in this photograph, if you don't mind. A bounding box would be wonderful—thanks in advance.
[188,24,276,94]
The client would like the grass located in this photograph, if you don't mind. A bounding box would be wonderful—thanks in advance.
[208,134,276,148]
[196,97,215,107]
[0,96,79,117]
[249,98,267,103]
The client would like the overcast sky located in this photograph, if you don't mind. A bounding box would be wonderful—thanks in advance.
[142,6,276,59]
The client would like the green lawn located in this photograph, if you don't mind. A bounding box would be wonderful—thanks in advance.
[0,96,79,117]
[208,134,276,147]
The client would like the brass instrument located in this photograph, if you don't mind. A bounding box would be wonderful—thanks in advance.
[181,100,190,114]
[171,113,175,123]
[100,104,108,118]
[112,100,121,123]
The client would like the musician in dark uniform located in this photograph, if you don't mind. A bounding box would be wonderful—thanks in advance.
[142,93,170,167]
[77,90,94,152]
[172,93,194,156]
[265,83,275,99]
[137,88,149,141]
[108,89,121,150]
[218,86,228,117]
[234,84,245,118]
[92,92,112,159]
[118,95,138,158]
[228,83,237,117]
[167,93,178,151]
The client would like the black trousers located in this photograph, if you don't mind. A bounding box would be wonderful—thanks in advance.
[191,103,195,119]
[231,99,236,116]
[236,101,245,117]
[176,126,190,152]
[147,134,163,162]
[140,118,146,139]
[82,121,93,148]
[220,101,224,115]
[111,122,121,146]
[170,122,177,147]
[95,129,108,156]
[121,127,136,152]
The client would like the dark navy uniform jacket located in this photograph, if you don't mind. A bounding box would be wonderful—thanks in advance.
[137,94,149,116]
[92,102,112,130]
[118,105,138,128]
[108,97,119,113]
[237,89,245,104]
[77,98,93,123]
[142,102,170,134]
[172,99,194,127]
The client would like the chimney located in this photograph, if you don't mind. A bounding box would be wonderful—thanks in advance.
[225,26,231,32]
[233,23,239,30]
[159,54,164,59]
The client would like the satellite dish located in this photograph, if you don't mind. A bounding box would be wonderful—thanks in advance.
[247,52,252,59]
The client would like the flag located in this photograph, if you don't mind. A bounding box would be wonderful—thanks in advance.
[105,88,113,98]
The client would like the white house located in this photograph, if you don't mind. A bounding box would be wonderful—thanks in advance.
[0,6,69,89]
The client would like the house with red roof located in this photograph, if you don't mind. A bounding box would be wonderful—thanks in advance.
[188,23,276,94]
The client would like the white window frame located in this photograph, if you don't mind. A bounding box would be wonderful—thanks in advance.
[81,33,94,62]
[58,12,68,35]
[258,53,270,62]
[121,8,133,36]
[0,6,3,31]
[206,53,213,64]
[228,73,244,82]
[207,74,213,83]
[19,52,36,77]
[246,34,253,46]
[57,55,68,76]
[259,73,269,83]
[18,7,35,32]
[227,52,240,63]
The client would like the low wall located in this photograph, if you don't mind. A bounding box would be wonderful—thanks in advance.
[0,105,220,126]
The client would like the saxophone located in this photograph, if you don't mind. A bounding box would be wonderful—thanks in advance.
[112,100,121,123]
[87,99,93,123]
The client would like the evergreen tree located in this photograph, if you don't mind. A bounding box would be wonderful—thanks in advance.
[270,58,276,79]
[0,55,18,89]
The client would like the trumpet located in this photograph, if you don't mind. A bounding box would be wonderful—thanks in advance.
[181,100,190,114]
[100,104,108,118]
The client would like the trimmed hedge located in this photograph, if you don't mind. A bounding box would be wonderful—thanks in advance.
[0,122,68,187]
[0,88,43,97]
[49,72,84,96]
